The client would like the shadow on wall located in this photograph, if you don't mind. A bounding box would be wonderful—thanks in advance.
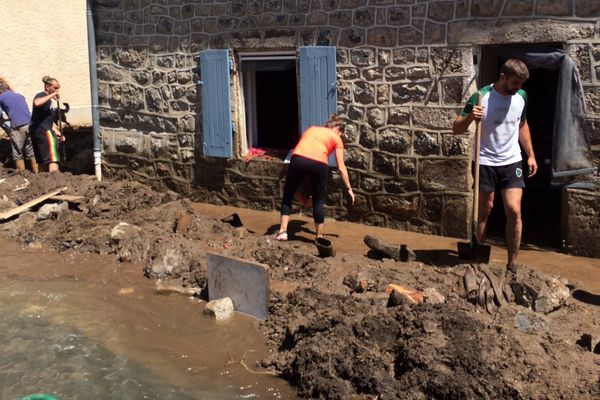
[63,127,94,175]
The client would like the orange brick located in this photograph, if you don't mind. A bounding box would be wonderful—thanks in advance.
[386,283,424,304]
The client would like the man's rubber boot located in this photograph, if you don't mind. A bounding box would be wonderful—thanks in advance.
[28,158,38,174]
[463,265,478,300]
[14,159,26,171]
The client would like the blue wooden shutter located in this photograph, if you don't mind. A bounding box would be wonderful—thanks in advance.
[299,46,337,131]
[200,50,233,158]
[298,46,338,165]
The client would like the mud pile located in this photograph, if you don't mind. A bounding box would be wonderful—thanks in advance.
[0,168,598,399]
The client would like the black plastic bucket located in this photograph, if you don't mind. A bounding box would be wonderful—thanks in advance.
[315,237,335,257]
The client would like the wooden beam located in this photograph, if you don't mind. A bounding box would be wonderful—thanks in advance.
[0,187,67,221]
[49,194,85,203]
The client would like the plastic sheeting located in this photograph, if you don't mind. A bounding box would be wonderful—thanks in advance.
[496,48,595,186]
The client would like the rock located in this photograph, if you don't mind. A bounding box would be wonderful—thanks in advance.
[514,311,546,333]
[110,222,149,263]
[161,190,179,203]
[343,271,369,293]
[204,297,234,320]
[423,288,445,304]
[510,266,570,312]
[36,202,68,221]
[110,222,142,243]
[175,211,193,234]
[533,277,570,314]
[149,247,183,276]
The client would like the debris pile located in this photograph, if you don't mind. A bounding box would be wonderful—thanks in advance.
[0,168,598,399]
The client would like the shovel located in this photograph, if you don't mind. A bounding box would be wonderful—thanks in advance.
[458,93,491,263]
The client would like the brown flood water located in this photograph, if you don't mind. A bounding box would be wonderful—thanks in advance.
[0,238,298,399]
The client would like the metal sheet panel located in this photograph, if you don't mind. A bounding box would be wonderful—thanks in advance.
[206,252,270,321]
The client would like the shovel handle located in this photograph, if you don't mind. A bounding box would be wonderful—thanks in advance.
[55,99,66,162]
[472,93,482,235]
[56,99,63,136]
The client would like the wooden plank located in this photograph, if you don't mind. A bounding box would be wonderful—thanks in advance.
[0,187,67,221]
[49,194,85,203]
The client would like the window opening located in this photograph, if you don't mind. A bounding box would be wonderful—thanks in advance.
[240,54,300,155]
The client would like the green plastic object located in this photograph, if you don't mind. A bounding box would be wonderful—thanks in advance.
[17,395,60,400]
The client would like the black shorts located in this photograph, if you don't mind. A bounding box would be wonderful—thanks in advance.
[476,161,525,192]
[32,129,61,164]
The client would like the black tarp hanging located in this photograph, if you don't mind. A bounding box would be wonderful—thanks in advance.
[496,48,595,186]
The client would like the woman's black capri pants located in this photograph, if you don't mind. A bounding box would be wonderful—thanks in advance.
[280,155,328,224]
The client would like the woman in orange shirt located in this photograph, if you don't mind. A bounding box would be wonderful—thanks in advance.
[275,115,355,241]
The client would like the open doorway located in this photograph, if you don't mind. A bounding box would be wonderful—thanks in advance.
[240,54,300,154]
[480,44,563,249]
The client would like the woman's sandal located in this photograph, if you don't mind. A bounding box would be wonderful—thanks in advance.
[274,231,288,241]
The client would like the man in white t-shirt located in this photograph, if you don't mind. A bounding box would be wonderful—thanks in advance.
[453,59,538,269]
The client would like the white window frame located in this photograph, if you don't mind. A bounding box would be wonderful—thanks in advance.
[237,51,297,155]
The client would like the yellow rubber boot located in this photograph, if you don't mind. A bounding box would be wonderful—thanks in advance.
[14,159,26,170]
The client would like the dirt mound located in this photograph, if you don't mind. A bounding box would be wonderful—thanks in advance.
[82,179,165,221]
[252,243,327,283]
[263,281,599,400]
[1,168,599,399]
[0,170,232,287]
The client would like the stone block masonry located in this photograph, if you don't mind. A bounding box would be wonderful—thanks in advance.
[562,189,600,258]
[95,0,600,252]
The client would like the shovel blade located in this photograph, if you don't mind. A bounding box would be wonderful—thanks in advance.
[457,235,491,263]
[457,240,473,259]
[473,242,491,263]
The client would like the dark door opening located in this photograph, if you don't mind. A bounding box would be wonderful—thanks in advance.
[241,58,299,151]
[480,45,562,249]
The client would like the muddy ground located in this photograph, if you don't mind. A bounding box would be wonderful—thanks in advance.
[0,168,599,399]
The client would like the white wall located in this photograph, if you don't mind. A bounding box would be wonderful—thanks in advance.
[0,0,92,127]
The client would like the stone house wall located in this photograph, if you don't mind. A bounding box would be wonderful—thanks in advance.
[94,0,600,252]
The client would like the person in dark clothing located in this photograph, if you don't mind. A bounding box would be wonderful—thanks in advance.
[0,78,37,172]
[30,75,64,173]
[274,114,355,242]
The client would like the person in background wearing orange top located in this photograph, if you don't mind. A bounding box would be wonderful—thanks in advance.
[274,114,355,241]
